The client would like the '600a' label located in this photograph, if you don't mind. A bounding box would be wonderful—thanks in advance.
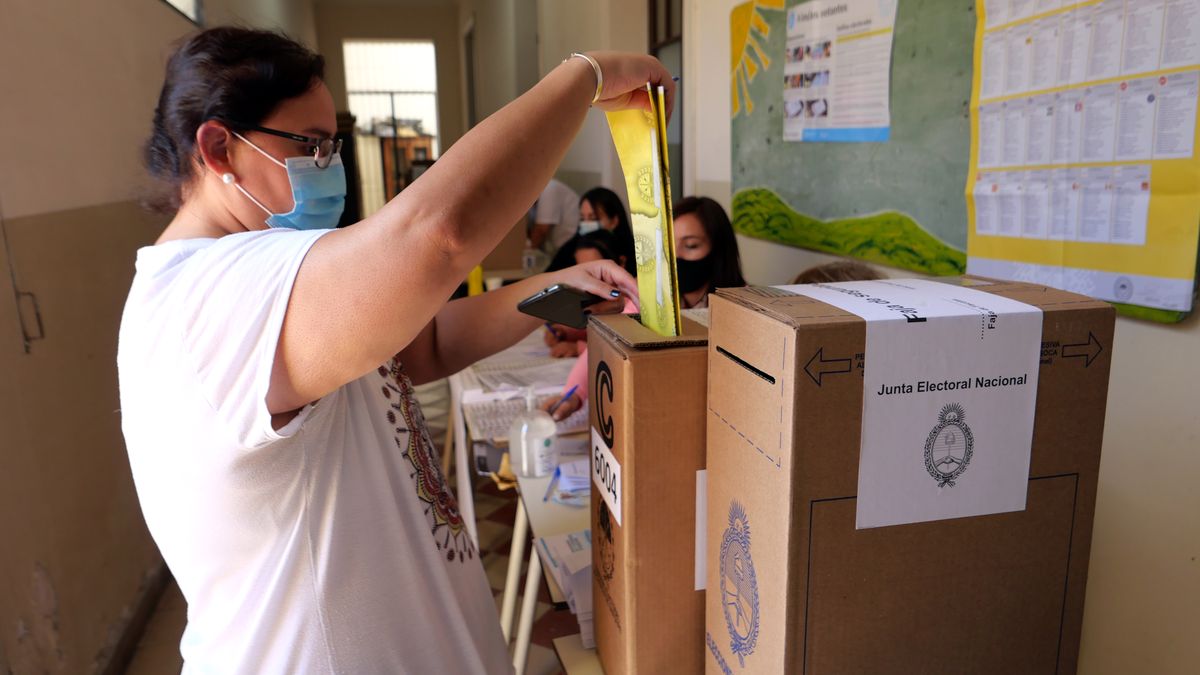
[591,427,622,526]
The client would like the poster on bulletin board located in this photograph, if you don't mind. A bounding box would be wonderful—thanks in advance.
[966,0,1200,321]
[782,0,899,142]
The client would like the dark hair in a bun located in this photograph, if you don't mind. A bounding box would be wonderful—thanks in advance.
[143,27,324,212]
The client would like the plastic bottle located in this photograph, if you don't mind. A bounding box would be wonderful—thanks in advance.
[521,239,539,275]
[508,388,557,477]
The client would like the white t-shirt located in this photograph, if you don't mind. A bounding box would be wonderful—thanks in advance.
[535,179,580,254]
[117,228,510,674]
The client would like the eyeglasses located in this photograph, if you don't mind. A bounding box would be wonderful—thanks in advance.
[226,122,343,169]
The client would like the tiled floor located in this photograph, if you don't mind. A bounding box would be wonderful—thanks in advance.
[474,478,583,675]
[123,476,578,674]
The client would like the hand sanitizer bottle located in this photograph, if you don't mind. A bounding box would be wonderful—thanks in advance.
[509,388,557,477]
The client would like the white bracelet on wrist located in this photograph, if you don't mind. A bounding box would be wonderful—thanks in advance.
[565,52,603,105]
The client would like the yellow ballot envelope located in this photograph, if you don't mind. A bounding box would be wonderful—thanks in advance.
[605,84,682,337]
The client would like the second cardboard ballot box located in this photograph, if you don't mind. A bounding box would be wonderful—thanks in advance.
[588,313,709,675]
[704,279,1114,675]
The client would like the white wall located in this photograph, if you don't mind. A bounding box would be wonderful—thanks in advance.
[458,0,522,120]
[314,1,465,150]
[513,0,539,95]
[683,2,1200,673]
[534,0,648,197]
[536,0,609,191]
[458,0,657,199]
[682,0,734,205]
[207,0,318,47]
[1079,315,1200,674]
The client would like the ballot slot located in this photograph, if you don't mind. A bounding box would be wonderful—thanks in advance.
[715,346,776,385]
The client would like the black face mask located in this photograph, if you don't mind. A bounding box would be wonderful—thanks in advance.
[676,255,714,294]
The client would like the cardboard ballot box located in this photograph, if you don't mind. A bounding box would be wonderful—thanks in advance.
[704,279,1114,675]
[588,313,709,675]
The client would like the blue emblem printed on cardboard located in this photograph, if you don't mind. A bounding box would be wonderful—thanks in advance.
[719,500,760,667]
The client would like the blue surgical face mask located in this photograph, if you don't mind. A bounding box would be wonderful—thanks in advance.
[578,219,602,235]
[230,131,346,230]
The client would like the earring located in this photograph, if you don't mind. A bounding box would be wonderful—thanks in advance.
[222,173,235,185]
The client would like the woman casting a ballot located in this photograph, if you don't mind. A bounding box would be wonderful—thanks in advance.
[118,27,673,673]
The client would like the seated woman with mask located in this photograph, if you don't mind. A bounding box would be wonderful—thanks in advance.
[544,187,636,352]
[672,196,747,308]
[546,186,636,274]
[544,195,746,419]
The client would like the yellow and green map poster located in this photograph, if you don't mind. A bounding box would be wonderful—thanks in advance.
[730,0,970,280]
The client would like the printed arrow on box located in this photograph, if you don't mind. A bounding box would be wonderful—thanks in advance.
[1061,332,1103,367]
[805,347,852,386]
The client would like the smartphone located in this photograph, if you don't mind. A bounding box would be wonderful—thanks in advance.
[517,283,607,329]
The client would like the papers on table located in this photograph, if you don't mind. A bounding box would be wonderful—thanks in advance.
[472,358,576,391]
[556,459,590,490]
[538,530,594,648]
[462,387,588,442]
[458,329,576,392]
[464,388,589,476]
[459,329,588,475]
[543,458,591,508]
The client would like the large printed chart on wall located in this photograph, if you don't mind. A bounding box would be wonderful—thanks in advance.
[967,0,1200,320]
[731,0,972,277]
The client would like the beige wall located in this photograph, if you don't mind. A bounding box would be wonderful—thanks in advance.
[0,0,318,222]
[0,1,192,220]
[1079,315,1200,674]
[314,0,465,150]
[0,0,319,672]
[0,2,194,671]
[447,0,651,198]
[207,0,319,47]
[684,2,1200,673]
[513,0,540,96]
[458,0,520,121]
[0,204,168,675]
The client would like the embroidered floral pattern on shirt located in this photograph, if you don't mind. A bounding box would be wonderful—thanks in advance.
[379,359,473,562]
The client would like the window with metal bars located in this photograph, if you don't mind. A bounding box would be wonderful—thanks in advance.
[343,40,440,214]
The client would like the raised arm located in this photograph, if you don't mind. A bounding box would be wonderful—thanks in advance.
[268,52,674,413]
